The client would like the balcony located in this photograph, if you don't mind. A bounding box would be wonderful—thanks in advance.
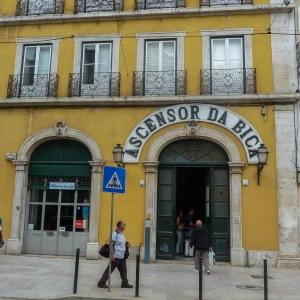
[135,0,185,10]
[74,0,124,13]
[200,0,252,6]
[200,68,256,95]
[7,74,59,98]
[68,73,121,97]
[16,0,64,16]
[133,71,186,96]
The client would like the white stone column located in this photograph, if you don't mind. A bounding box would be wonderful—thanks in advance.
[6,160,30,255]
[275,105,299,268]
[141,161,159,262]
[86,160,105,260]
[228,162,245,266]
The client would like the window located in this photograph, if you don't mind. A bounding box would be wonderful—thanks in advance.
[145,40,176,72]
[69,35,120,97]
[134,32,186,96]
[82,43,112,84]
[7,37,60,98]
[22,45,52,85]
[211,38,243,69]
[200,29,256,94]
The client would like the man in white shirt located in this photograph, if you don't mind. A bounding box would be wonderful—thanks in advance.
[97,220,133,289]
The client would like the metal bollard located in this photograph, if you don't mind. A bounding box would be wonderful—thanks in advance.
[135,254,140,297]
[73,248,80,294]
[263,259,268,300]
[199,256,203,300]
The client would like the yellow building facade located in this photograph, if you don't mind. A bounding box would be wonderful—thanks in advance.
[0,0,299,267]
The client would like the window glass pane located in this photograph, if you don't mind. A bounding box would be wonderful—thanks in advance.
[75,206,89,232]
[228,39,243,68]
[61,190,75,203]
[146,42,159,71]
[77,190,90,204]
[28,204,42,230]
[38,46,51,74]
[84,44,96,66]
[98,44,111,72]
[162,41,175,71]
[212,39,226,69]
[59,205,74,232]
[30,189,44,203]
[45,189,59,202]
[44,205,58,230]
[24,47,36,67]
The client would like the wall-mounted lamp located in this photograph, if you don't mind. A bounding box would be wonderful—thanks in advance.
[112,144,125,168]
[257,144,269,185]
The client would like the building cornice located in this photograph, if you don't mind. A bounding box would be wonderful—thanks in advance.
[0,4,294,27]
[0,93,298,108]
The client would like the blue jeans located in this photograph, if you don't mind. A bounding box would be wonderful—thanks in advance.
[176,230,184,253]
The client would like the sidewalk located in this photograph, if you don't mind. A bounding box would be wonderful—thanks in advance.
[0,254,299,300]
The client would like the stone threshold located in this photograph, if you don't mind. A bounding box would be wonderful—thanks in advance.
[0,4,294,26]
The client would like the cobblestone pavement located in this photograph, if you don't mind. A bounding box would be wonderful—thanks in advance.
[0,254,299,300]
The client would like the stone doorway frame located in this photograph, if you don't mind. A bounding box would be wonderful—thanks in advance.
[6,126,104,259]
[142,127,246,266]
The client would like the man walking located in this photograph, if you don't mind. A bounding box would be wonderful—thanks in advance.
[190,220,212,274]
[97,220,133,288]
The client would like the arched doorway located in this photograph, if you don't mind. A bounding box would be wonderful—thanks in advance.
[156,139,230,261]
[24,139,92,256]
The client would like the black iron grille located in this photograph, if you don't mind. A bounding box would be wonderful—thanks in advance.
[133,70,187,96]
[74,0,124,13]
[135,0,185,10]
[16,0,64,16]
[200,68,256,94]
[68,72,121,97]
[7,74,59,98]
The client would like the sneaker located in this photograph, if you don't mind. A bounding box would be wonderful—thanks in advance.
[193,269,199,272]
[206,271,211,275]
[121,283,134,288]
[97,282,108,288]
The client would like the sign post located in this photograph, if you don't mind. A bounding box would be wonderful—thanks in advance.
[102,166,126,292]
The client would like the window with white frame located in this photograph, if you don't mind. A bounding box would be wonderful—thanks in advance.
[22,45,52,85]
[211,38,243,69]
[201,29,256,94]
[145,40,176,72]
[135,32,186,96]
[82,43,112,84]
[69,35,120,97]
[8,37,60,98]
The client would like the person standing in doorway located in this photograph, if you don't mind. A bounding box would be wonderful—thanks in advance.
[183,208,196,256]
[176,211,184,255]
[97,220,133,289]
[190,220,212,274]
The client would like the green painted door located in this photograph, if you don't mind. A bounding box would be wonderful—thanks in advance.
[210,168,230,262]
[156,168,176,260]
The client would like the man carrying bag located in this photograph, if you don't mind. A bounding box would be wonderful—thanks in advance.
[97,220,133,289]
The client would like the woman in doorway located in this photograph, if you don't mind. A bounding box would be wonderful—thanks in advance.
[176,211,184,255]
[0,217,4,248]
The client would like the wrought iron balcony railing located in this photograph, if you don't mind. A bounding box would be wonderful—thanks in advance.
[7,74,59,98]
[16,0,64,16]
[200,0,252,6]
[68,72,121,97]
[200,68,256,95]
[133,71,186,96]
[135,0,185,9]
[74,0,124,13]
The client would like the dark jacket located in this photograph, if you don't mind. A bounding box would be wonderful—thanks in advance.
[190,225,212,250]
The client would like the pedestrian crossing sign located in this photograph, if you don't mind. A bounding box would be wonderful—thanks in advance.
[102,166,126,194]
